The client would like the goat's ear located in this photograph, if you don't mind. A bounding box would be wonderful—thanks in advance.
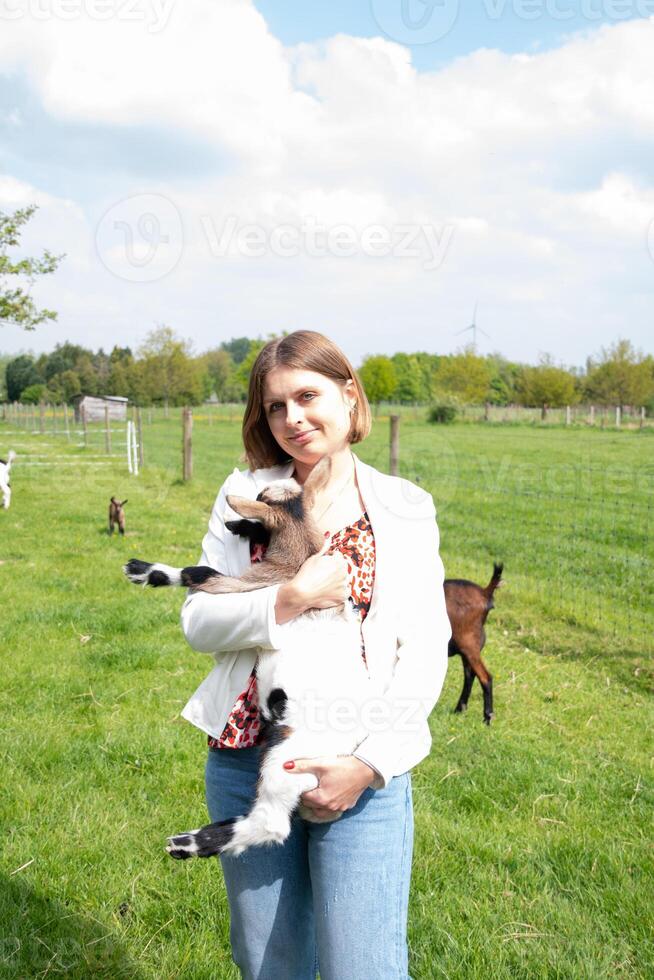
[302,455,331,509]
[226,494,274,527]
[120,499,128,507]
[110,496,117,504]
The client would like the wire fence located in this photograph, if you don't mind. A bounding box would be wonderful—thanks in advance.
[1,403,651,655]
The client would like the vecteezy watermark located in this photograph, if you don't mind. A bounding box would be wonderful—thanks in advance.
[0,0,175,33]
[296,691,429,734]
[370,0,654,45]
[482,0,654,21]
[370,0,461,44]
[200,214,455,272]
[95,193,184,283]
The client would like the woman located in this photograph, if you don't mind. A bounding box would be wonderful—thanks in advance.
[180,331,450,980]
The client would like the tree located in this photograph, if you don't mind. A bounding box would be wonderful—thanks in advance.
[391,353,425,403]
[0,352,12,400]
[47,369,81,403]
[434,347,492,403]
[20,383,46,404]
[584,339,654,406]
[516,354,579,408]
[485,353,521,405]
[137,325,206,405]
[220,337,252,365]
[358,355,397,404]
[203,348,237,401]
[0,205,65,330]
[6,354,43,401]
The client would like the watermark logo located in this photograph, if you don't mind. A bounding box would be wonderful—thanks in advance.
[370,0,460,44]
[95,193,183,282]
[0,0,175,32]
[201,214,454,271]
[370,0,654,44]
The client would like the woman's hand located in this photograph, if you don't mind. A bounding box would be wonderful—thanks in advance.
[275,536,349,623]
[283,755,377,819]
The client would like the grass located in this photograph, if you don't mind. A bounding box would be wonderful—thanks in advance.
[0,415,652,978]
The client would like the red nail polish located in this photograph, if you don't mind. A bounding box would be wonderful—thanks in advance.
[283,761,295,770]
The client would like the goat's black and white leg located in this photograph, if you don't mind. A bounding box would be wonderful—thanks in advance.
[167,732,321,858]
[167,690,325,860]
[123,559,221,588]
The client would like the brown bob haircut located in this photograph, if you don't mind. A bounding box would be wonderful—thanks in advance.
[242,330,371,471]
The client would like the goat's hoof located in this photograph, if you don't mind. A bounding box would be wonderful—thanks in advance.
[454,703,468,714]
[166,832,198,860]
[484,714,494,725]
[123,559,153,584]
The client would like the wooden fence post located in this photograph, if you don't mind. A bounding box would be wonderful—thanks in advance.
[590,405,595,426]
[183,407,193,481]
[616,405,621,428]
[566,405,571,426]
[39,402,45,434]
[389,414,400,477]
[640,406,646,429]
[64,402,70,440]
[82,405,88,447]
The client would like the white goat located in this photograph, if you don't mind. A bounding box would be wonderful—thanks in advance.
[124,457,378,859]
[0,451,16,509]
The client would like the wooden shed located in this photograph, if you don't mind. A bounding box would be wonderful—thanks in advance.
[73,395,128,423]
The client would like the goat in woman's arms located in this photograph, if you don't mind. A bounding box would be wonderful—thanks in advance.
[124,456,377,860]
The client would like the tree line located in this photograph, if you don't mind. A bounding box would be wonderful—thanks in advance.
[1,331,652,411]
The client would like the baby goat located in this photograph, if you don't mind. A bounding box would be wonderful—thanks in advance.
[0,451,16,509]
[108,497,128,535]
[124,457,373,860]
[444,563,503,725]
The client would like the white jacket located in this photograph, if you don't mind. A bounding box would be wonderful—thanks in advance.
[180,452,451,788]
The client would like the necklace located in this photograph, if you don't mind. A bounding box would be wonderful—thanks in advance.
[312,465,356,524]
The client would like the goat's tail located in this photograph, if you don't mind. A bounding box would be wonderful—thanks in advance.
[485,562,504,597]
[6,450,16,469]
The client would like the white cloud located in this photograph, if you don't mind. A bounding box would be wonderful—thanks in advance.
[0,5,653,363]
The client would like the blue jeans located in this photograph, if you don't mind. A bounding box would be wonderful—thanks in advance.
[205,746,414,980]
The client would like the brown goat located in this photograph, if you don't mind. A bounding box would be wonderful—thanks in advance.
[108,497,128,536]
[444,563,503,724]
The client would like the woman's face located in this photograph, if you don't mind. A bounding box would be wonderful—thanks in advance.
[262,366,355,465]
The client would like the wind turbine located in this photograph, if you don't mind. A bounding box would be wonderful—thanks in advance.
[455,302,490,349]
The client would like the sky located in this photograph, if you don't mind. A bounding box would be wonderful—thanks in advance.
[1,0,653,368]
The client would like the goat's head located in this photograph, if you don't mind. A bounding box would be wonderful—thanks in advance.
[111,497,128,509]
[225,455,332,530]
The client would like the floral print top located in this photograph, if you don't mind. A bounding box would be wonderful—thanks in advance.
[209,511,376,750]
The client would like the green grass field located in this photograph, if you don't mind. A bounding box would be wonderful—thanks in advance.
[1,413,652,978]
